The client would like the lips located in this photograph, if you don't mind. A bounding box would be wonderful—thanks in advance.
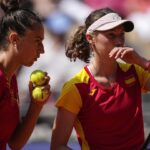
[36,55,40,60]
[34,56,39,61]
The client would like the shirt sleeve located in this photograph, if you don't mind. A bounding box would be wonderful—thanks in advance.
[55,82,82,114]
[134,64,150,91]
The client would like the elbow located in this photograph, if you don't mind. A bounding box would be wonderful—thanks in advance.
[50,146,56,150]
[50,140,65,150]
[51,140,72,150]
[8,144,22,150]
[50,142,59,150]
[51,145,72,150]
[8,140,25,150]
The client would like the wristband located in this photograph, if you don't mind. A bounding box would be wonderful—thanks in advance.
[144,61,150,71]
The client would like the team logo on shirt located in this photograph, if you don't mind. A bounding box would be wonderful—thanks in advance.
[89,88,97,96]
[124,75,136,86]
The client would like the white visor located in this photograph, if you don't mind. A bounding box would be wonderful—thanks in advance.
[86,13,134,34]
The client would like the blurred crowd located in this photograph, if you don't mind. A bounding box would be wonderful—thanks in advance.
[17,0,150,105]
[3,0,150,145]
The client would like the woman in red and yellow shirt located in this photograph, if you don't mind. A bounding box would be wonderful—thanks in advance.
[51,7,150,150]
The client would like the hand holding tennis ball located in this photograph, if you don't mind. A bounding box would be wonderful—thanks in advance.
[30,69,50,102]
[32,87,49,101]
[30,70,46,86]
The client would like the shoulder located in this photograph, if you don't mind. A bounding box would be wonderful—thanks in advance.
[0,69,6,96]
[55,68,88,114]
[118,62,145,73]
[0,68,6,85]
[118,62,133,72]
[11,74,17,85]
[61,67,90,93]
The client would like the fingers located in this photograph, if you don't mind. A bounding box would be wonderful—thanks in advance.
[29,71,51,104]
[29,81,34,92]
[120,48,131,58]
[109,47,133,59]
[43,75,50,85]
[40,84,51,92]
[31,85,51,104]
[114,48,123,59]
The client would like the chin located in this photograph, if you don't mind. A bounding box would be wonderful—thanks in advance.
[25,61,34,67]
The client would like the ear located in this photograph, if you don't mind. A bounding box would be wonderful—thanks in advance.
[8,31,19,45]
[86,34,95,44]
[86,34,93,43]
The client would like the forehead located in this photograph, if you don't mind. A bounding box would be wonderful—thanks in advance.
[93,25,125,37]
[102,25,125,34]
[25,25,44,39]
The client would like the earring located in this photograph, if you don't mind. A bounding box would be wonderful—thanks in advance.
[92,51,95,57]
[13,42,17,48]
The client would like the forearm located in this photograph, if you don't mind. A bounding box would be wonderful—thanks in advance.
[51,136,72,150]
[51,146,73,150]
[51,109,76,150]
[8,101,43,149]
[134,56,150,72]
[51,130,72,150]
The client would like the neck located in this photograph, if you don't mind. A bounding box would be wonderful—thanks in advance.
[89,58,117,78]
[0,52,18,80]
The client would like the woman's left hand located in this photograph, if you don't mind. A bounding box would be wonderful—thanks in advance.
[29,73,51,106]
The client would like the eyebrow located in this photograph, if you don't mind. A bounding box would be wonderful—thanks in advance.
[104,29,124,34]
[36,36,44,40]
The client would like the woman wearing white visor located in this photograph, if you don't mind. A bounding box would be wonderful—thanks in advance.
[51,8,150,150]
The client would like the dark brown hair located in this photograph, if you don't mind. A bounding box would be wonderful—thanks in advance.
[0,0,42,47]
[65,8,115,63]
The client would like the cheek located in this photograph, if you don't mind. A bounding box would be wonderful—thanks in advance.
[19,39,31,51]
[22,44,36,59]
[95,37,112,50]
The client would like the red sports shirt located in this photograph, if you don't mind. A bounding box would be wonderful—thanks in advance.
[56,63,150,150]
[0,68,20,150]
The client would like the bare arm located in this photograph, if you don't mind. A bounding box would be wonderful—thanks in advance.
[8,76,51,150]
[136,57,150,91]
[109,47,150,91]
[143,78,150,92]
[8,101,44,150]
[51,108,77,150]
[109,47,148,67]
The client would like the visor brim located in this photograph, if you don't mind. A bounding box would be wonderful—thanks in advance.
[95,20,134,32]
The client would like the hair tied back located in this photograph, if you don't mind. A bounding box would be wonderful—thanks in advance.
[0,0,20,14]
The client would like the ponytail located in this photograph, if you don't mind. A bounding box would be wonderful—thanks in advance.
[65,25,91,63]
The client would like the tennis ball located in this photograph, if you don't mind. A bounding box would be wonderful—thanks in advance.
[30,70,46,86]
[32,87,49,101]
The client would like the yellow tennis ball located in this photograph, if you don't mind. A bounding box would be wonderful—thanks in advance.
[32,87,48,101]
[30,70,46,86]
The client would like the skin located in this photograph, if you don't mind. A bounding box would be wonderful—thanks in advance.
[0,24,51,150]
[17,25,44,66]
[0,25,44,79]
[50,25,150,150]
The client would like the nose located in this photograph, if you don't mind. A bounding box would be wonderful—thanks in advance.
[39,43,44,54]
[114,37,124,47]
